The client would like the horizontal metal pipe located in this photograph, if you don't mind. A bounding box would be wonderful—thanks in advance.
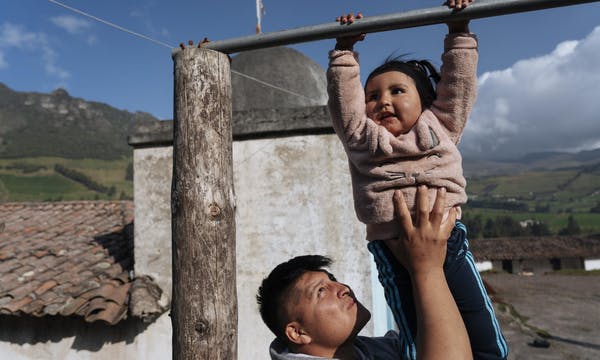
[173,0,599,55]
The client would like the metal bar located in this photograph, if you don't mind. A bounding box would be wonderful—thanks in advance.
[173,0,599,55]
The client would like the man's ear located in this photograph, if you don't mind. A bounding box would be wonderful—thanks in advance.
[285,321,312,345]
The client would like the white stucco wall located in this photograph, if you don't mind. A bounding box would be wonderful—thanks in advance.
[133,146,173,306]
[475,260,493,272]
[132,134,374,359]
[0,313,171,360]
[234,135,373,359]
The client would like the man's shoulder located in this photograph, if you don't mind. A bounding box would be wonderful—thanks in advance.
[355,331,405,359]
[268,331,405,359]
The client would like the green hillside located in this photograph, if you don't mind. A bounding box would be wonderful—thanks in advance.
[0,157,132,202]
[464,163,600,235]
[0,83,160,159]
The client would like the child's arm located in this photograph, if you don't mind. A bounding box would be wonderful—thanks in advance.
[328,13,384,153]
[431,1,478,144]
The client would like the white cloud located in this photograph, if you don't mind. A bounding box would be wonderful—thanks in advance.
[0,22,37,47]
[461,26,600,159]
[0,22,70,81]
[50,15,91,34]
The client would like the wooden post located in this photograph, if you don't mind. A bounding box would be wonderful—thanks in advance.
[171,47,236,359]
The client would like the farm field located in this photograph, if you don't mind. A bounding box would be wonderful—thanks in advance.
[0,157,132,202]
[465,168,600,235]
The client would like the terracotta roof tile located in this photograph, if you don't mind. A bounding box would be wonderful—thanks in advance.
[0,201,165,325]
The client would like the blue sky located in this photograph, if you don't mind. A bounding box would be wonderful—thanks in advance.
[1,0,600,158]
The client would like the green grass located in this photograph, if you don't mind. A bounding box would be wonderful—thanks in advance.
[0,173,86,201]
[465,167,600,234]
[462,208,600,234]
[0,157,133,202]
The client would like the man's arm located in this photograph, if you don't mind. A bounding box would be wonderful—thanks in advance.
[384,187,472,360]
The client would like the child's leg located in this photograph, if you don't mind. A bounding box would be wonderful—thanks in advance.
[368,240,417,360]
[446,222,509,360]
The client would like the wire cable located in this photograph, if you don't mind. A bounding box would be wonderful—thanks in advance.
[231,70,321,104]
[47,0,323,105]
[48,0,175,49]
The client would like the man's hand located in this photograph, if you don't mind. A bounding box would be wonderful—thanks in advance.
[334,12,365,51]
[386,186,471,360]
[384,186,457,277]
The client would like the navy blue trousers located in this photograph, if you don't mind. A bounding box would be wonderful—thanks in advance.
[368,221,508,360]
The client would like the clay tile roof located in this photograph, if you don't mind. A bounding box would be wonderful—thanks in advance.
[469,235,600,261]
[0,201,164,325]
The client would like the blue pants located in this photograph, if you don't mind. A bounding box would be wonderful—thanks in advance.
[368,221,508,360]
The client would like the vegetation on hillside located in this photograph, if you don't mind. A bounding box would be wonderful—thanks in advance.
[0,83,160,160]
[0,157,132,202]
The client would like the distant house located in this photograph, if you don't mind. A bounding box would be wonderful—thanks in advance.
[0,201,168,359]
[469,235,600,274]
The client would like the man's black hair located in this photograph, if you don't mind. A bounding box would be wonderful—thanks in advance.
[256,255,334,340]
[366,56,441,109]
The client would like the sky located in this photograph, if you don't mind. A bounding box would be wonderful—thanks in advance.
[1,0,600,159]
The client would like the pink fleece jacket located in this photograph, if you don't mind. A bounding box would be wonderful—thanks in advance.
[327,33,478,241]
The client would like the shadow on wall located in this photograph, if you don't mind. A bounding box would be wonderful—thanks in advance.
[0,315,151,351]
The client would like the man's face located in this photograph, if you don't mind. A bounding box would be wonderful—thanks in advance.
[284,270,371,349]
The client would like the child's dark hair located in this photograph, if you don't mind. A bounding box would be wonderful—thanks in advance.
[366,56,441,109]
[256,255,335,341]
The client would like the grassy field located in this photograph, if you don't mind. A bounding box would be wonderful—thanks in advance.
[0,157,132,202]
[466,168,600,234]
[462,207,600,235]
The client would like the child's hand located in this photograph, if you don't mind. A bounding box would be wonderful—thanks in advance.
[334,12,366,51]
[179,37,210,49]
[384,186,458,277]
[446,0,473,10]
[445,0,472,33]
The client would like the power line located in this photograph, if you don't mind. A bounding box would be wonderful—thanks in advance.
[231,70,321,104]
[47,0,323,104]
[47,0,174,49]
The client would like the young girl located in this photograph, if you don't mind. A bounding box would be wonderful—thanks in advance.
[327,3,508,360]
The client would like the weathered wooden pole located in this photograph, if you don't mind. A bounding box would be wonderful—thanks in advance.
[171,47,237,359]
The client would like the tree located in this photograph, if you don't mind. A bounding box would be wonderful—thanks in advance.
[559,215,581,236]
[462,214,483,238]
[528,221,552,236]
[483,218,498,238]
[125,162,134,181]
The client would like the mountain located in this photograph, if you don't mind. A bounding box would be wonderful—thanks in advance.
[463,148,600,177]
[0,83,160,160]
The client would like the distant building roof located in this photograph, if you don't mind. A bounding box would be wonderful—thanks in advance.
[0,201,164,325]
[231,46,327,111]
[470,235,600,261]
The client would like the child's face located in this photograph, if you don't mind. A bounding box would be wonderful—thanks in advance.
[365,70,423,137]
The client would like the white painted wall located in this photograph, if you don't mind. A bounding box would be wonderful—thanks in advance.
[476,260,493,272]
[0,313,171,360]
[584,258,600,270]
[132,134,375,359]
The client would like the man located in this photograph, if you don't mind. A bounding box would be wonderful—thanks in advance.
[257,186,473,359]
